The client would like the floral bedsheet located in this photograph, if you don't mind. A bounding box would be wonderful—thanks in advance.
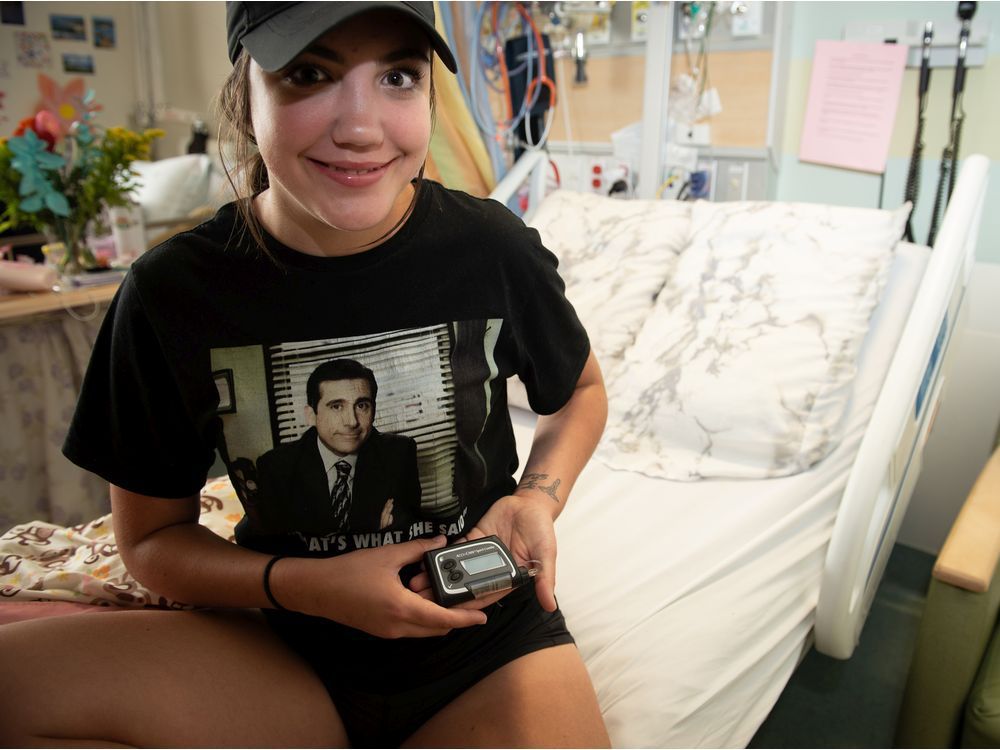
[0,477,241,609]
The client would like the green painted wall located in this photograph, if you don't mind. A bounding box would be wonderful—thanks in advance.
[775,2,1000,261]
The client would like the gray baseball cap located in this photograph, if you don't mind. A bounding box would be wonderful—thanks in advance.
[226,1,457,73]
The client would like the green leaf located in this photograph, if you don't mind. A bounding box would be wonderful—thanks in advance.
[19,173,40,195]
[35,151,66,170]
[45,191,71,217]
[76,131,94,148]
[20,195,42,212]
[10,156,34,173]
[6,136,34,157]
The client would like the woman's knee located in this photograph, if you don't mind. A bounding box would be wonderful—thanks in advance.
[0,609,347,748]
[404,643,609,748]
[0,615,95,744]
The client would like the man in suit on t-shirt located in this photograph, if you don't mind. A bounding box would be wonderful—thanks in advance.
[255,358,421,537]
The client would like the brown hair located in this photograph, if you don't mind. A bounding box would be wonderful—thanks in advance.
[215,52,269,257]
[213,48,437,263]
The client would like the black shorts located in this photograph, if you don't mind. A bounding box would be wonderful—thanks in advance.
[263,583,575,747]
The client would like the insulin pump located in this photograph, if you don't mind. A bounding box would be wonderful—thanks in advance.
[423,535,538,607]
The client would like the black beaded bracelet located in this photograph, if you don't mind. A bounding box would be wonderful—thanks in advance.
[262,555,288,611]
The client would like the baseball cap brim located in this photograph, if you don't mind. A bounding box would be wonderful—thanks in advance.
[239,2,457,73]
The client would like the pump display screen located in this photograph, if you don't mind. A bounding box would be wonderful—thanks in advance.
[460,551,505,575]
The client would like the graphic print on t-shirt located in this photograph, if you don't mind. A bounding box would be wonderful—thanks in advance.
[209,320,507,556]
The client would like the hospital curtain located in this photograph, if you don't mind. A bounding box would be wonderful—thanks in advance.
[425,1,496,198]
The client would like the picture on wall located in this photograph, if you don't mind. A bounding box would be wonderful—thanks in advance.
[1,2,25,25]
[93,17,115,48]
[62,53,94,75]
[15,31,50,69]
[50,14,85,41]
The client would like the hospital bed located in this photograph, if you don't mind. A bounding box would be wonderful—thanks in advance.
[0,152,989,747]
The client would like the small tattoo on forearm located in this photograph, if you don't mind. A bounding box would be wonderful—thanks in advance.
[519,473,562,503]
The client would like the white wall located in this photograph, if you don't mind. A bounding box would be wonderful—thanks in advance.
[1,2,229,155]
[899,262,1000,553]
[151,1,229,155]
[1,2,139,131]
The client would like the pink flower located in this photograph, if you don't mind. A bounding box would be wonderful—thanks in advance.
[33,110,61,146]
[34,74,101,137]
[11,110,61,150]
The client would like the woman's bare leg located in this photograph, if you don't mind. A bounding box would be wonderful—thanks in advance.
[0,608,347,748]
[402,643,610,749]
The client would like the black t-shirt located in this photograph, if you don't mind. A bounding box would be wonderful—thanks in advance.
[63,181,590,558]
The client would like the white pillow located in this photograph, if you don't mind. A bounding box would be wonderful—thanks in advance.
[130,154,213,223]
[530,190,691,362]
[508,190,691,412]
[598,199,910,480]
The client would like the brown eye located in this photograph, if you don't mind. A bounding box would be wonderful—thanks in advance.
[382,67,422,90]
[286,65,329,87]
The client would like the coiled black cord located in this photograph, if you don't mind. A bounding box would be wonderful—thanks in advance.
[928,96,964,248]
[901,104,926,242]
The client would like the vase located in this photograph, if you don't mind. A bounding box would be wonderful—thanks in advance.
[43,220,98,276]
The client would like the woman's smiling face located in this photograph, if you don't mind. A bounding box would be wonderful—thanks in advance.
[249,10,433,255]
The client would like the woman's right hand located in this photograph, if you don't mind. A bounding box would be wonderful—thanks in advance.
[274,536,488,639]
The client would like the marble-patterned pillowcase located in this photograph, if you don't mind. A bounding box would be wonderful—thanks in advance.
[530,190,692,362]
[508,191,691,411]
[598,199,910,480]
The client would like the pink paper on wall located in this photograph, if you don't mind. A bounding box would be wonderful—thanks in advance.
[799,40,908,174]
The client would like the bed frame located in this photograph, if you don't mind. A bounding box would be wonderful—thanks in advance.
[490,150,990,660]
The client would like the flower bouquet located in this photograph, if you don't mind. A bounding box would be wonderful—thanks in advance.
[0,90,162,275]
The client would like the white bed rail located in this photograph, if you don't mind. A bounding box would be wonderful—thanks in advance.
[489,151,548,221]
[815,154,990,659]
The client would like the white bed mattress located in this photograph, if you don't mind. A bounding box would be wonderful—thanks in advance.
[508,242,929,748]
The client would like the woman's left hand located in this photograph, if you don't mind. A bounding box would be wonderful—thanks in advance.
[408,494,559,613]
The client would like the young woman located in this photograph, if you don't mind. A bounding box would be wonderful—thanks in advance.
[0,3,610,747]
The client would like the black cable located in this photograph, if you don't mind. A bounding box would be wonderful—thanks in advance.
[901,116,924,240]
[928,100,963,247]
[946,100,966,201]
[927,141,953,248]
[902,22,933,242]
[927,2,976,247]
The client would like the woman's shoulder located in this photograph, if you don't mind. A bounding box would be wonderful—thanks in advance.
[122,202,264,309]
[425,181,527,228]
[130,202,251,275]
[422,181,540,252]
